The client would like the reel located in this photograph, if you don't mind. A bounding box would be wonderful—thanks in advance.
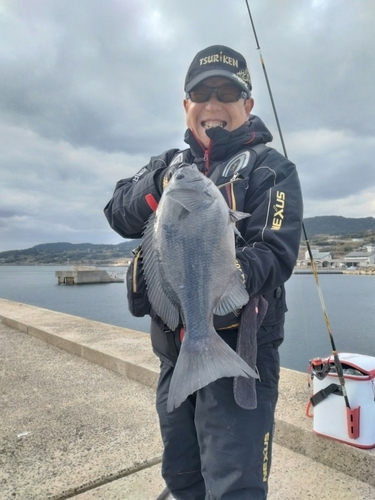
[309,357,331,381]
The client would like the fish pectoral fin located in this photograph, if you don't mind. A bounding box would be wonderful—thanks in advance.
[145,269,180,330]
[229,209,251,223]
[167,189,213,212]
[141,213,180,331]
[233,226,242,239]
[214,272,249,316]
[167,329,258,412]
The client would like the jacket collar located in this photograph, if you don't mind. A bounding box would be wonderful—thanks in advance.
[184,114,273,162]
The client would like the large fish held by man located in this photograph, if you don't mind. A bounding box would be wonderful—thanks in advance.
[142,164,258,412]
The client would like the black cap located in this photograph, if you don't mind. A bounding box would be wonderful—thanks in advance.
[185,45,252,96]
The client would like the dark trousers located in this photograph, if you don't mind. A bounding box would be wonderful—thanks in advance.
[155,339,281,500]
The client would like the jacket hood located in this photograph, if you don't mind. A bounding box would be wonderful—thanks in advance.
[184,114,273,161]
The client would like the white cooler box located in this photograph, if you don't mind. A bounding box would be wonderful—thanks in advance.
[309,353,375,448]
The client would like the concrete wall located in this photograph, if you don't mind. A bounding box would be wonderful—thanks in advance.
[1,297,374,495]
[55,270,122,284]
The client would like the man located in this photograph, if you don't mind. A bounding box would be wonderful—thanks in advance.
[104,45,303,499]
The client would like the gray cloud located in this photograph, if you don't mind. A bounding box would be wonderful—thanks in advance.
[0,0,374,250]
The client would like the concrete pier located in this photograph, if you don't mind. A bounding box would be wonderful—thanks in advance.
[1,298,375,499]
[55,268,124,285]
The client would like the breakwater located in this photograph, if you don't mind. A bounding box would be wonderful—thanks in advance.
[0,299,375,500]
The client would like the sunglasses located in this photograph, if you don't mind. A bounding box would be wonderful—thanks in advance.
[186,85,248,103]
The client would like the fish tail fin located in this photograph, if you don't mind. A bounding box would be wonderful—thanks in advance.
[167,329,258,412]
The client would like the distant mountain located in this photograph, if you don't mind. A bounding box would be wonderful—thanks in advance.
[0,240,141,265]
[1,216,375,265]
[303,216,375,237]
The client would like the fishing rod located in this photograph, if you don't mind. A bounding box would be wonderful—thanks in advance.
[155,486,170,500]
[243,0,352,411]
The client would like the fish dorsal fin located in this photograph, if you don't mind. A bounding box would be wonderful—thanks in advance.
[230,209,251,240]
[167,189,213,212]
[229,209,251,223]
[142,213,180,330]
[214,270,249,316]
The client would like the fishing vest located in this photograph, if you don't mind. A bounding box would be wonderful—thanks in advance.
[127,142,286,365]
[168,143,271,332]
[169,143,269,236]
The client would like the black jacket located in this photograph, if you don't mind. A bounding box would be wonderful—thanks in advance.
[104,115,303,362]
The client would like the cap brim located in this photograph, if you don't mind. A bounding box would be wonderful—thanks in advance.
[185,69,251,95]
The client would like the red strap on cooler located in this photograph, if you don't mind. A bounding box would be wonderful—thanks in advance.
[347,406,360,439]
[305,399,313,418]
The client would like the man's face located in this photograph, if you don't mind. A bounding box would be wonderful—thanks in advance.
[183,77,254,149]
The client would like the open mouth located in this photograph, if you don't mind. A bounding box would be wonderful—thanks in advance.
[202,120,227,129]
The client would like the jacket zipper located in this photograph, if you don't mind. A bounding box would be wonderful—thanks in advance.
[188,129,211,175]
[217,173,242,188]
[217,175,245,211]
[203,141,213,175]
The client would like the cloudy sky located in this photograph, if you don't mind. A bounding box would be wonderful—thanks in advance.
[1,0,374,251]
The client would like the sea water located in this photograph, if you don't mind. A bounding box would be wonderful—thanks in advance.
[0,266,374,372]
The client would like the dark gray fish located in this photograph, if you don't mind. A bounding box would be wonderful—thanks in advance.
[142,164,258,412]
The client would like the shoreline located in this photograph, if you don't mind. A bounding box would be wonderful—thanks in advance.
[295,268,375,276]
[2,263,375,276]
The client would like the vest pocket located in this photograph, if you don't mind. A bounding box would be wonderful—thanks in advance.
[126,245,151,317]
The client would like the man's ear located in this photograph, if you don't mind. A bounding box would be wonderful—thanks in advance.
[245,98,254,115]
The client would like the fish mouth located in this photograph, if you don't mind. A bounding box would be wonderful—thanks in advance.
[202,120,227,129]
[186,177,204,184]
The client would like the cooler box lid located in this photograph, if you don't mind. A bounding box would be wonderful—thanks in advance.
[325,353,375,378]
